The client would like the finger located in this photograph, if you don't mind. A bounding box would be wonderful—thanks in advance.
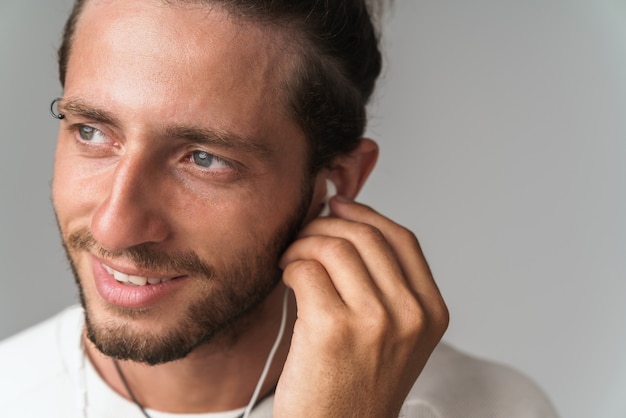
[294,217,410,304]
[280,235,382,310]
[327,199,449,343]
[327,197,444,307]
[281,259,346,321]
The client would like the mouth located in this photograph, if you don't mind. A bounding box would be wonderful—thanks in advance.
[102,263,178,286]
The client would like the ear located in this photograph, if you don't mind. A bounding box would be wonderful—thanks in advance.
[328,138,379,200]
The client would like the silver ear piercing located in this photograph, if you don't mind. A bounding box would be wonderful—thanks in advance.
[50,98,64,119]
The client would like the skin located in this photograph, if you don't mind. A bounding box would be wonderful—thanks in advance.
[52,0,449,416]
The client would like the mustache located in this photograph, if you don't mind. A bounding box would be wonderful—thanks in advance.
[67,228,215,280]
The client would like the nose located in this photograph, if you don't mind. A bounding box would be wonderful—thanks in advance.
[91,149,170,252]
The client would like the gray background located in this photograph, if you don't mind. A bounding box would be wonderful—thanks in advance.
[1,1,624,417]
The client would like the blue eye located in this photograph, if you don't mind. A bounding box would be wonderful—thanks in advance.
[79,126,95,140]
[192,151,214,167]
[190,150,230,170]
[77,125,105,143]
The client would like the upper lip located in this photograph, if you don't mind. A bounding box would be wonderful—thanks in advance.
[91,254,183,280]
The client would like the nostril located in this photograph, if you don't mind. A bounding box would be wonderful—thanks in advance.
[90,196,169,252]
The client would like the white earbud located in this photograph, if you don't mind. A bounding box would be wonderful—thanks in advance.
[320,178,337,217]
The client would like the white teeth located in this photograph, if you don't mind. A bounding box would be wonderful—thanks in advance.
[113,270,129,282]
[128,275,148,286]
[103,263,170,286]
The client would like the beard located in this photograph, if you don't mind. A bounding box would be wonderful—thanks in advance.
[59,181,313,366]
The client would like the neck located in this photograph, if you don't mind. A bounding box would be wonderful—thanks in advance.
[84,284,295,414]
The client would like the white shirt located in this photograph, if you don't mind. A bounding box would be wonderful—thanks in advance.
[0,306,558,417]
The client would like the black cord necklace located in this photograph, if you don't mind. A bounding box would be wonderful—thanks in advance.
[113,359,153,418]
[114,359,265,418]
[111,289,289,418]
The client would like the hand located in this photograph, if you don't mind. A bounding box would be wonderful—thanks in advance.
[274,196,449,418]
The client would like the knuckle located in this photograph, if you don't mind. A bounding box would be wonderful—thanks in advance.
[433,302,451,333]
[407,307,428,335]
[401,298,450,343]
[318,236,355,259]
[313,314,353,348]
[366,300,392,326]
[360,305,392,343]
[325,317,352,339]
[352,222,386,244]
[283,259,326,280]
[397,298,428,339]
[395,226,420,247]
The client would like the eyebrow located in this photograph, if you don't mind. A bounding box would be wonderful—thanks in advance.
[60,98,122,127]
[59,98,272,157]
[160,125,272,157]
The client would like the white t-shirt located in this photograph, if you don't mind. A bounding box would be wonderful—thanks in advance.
[0,306,558,418]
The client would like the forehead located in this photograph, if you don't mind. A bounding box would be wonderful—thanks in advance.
[66,0,300,138]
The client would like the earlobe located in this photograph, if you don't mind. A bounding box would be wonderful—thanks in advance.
[328,138,379,200]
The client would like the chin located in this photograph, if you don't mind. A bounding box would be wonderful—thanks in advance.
[80,268,283,365]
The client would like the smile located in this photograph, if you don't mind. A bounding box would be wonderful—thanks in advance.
[102,264,175,286]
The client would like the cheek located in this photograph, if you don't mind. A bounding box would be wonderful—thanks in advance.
[52,137,99,229]
[178,197,271,251]
[52,138,74,222]
[177,184,303,260]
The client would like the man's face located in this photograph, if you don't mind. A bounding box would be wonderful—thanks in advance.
[53,0,317,364]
